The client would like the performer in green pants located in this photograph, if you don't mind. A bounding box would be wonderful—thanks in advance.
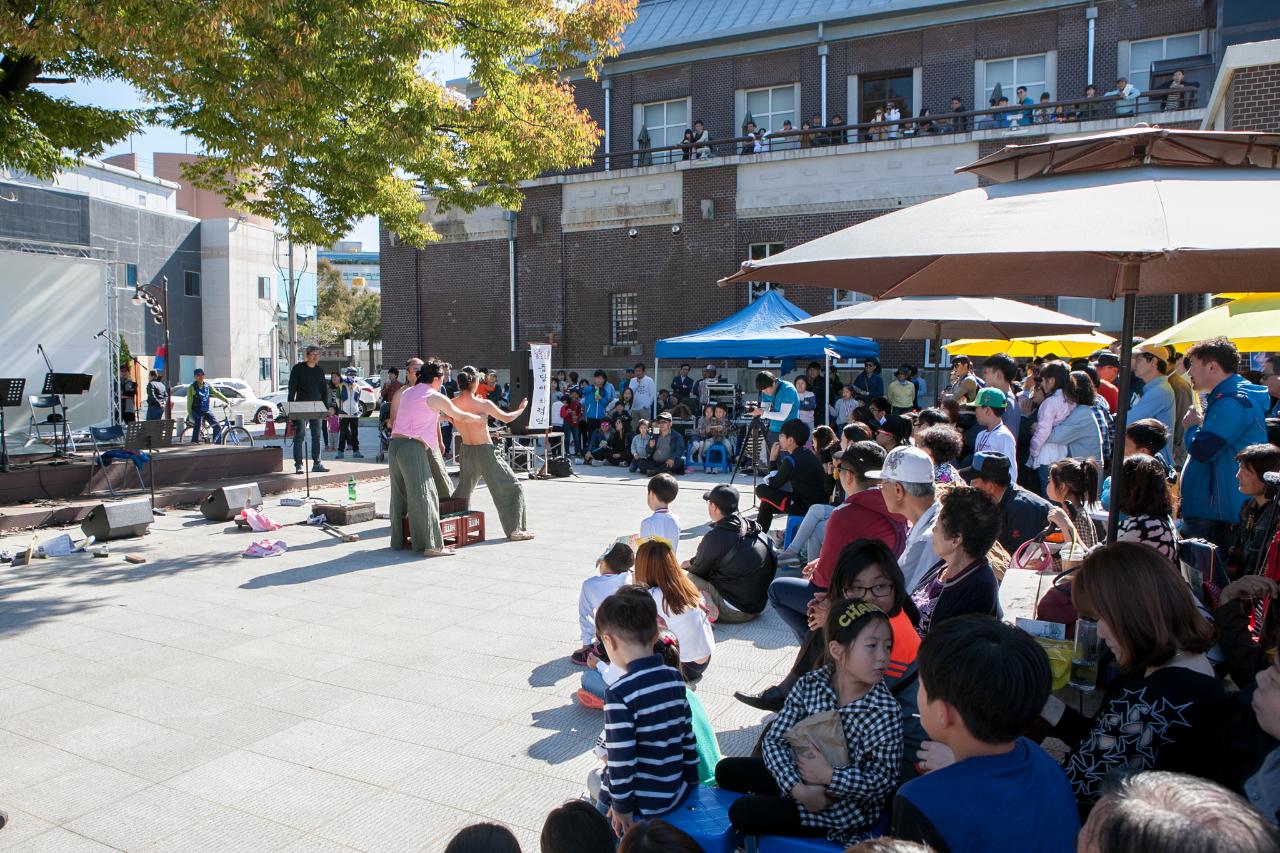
[387,358,481,556]
[451,366,535,540]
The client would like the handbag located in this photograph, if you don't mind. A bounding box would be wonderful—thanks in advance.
[784,710,850,768]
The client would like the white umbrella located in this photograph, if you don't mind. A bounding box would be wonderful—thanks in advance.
[787,297,1097,401]
[722,128,1280,540]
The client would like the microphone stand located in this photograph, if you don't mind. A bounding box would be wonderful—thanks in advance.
[36,344,72,458]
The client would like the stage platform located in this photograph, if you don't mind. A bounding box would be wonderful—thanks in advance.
[0,444,391,532]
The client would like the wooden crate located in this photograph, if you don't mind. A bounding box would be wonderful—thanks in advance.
[440,510,485,548]
[313,501,376,525]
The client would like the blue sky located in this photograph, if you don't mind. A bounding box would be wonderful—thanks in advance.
[44,49,470,251]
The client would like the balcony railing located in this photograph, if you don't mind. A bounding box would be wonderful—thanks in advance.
[568,88,1202,176]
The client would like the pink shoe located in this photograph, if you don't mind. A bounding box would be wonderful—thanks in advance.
[576,688,605,710]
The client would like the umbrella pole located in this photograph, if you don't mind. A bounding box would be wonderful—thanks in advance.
[1106,267,1140,543]
[933,326,943,406]
[825,351,831,427]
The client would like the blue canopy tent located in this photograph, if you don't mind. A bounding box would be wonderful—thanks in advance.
[654,290,878,425]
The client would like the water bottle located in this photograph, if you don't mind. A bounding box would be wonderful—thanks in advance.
[347,475,357,503]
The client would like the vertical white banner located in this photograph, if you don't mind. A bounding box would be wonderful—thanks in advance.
[528,344,552,429]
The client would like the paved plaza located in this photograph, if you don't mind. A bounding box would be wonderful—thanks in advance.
[0,466,1036,852]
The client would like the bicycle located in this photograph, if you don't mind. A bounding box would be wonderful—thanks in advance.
[178,402,254,447]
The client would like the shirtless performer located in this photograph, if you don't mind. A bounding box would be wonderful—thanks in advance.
[387,357,481,557]
[452,366,535,541]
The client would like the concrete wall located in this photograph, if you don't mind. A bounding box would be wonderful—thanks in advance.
[200,219,282,394]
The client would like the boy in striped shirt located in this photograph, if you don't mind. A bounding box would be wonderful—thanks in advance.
[593,585,698,837]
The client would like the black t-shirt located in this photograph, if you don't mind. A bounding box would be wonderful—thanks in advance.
[120,378,137,412]
[772,446,829,511]
[288,362,329,403]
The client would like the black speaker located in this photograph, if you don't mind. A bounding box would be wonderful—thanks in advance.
[508,349,534,434]
[81,498,153,541]
[201,482,263,521]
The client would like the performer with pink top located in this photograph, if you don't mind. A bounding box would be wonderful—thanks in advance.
[387,357,481,557]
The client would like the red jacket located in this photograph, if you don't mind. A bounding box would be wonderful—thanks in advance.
[560,399,584,425]
[812,488,908,590]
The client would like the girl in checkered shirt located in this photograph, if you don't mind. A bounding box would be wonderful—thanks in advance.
[715,600,903,844]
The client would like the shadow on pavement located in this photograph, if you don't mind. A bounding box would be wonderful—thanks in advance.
[527,703,598,764]
[240,547,409,589]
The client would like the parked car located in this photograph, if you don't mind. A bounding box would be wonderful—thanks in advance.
[172,382,277,424]
[261,382,376,417]
[261,390,289,421]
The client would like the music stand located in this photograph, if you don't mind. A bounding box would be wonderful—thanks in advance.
[0,378,25,472]
[125,420,175,513]
[41,372,93,459]
[283,401,329,499]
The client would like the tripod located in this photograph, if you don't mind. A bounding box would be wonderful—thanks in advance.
[729,415,770,508]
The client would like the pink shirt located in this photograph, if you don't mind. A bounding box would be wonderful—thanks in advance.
[395,384,443,450]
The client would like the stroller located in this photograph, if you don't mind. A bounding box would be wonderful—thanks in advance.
[375,400,392,462]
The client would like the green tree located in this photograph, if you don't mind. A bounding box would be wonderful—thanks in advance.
[313,260,353,343]
[1,1,635,248]
[349,290,382,373]
[114,333,133,374]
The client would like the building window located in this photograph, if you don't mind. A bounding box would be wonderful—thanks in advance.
[859,71,914,125]
[184,270,201,297]
[1058,297,1124,333]
[833,289,871,312]
[1126,32,1202,92]
[124,264,138,288]
[747,243,785,302]
[611,293,638,346]
[983,53,1048,106]
[259,357,272,381]
[744,85,797,133]
[637,98,689,165]
[257,275,271,301]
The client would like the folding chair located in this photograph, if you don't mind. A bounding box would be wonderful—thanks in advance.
[89,425,147,497]
[26,394,71,450]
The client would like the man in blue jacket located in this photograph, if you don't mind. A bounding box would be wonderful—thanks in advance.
[1180,337,1269,551]
[582,369,615,437]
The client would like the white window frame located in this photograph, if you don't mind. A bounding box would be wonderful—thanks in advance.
[1057,296,1125,334]
[735,83,801,137]
[747,243,785,303]
[1117,31,1207,94]
[632,97,691,166]
[610,292,639,346]
[923,339,953,370]
[974,51,1057,120]
[256,275,271,301]
[847,69,922,131]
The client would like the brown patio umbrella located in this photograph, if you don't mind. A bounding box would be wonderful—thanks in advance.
[721,127,1280,540]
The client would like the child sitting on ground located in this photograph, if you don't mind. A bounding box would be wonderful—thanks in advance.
[633,540,714,685]
[571,541,635,665]
[891,615,1079,852]
[582,629,720,785]
[716,599,903,845]
[589,585,699,838]
[639,473,681,558]
[628,419,650,473]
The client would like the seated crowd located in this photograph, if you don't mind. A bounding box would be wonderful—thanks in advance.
[443,336,1280,852]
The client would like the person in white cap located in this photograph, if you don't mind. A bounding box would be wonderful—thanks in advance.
[694,364,719,408]
[867,445,940,592]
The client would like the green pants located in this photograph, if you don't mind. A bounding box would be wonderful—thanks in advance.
[387,437,443,552]
[426,446,453,501]
[688,572,759,624]
[453,443,527,536]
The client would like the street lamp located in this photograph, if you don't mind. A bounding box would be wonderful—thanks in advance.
[133,276,172,418]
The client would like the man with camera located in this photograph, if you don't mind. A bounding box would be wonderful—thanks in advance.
[635,411,686,474]
[745,369,799,468]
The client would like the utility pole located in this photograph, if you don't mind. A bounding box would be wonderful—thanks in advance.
[287,235,298,366]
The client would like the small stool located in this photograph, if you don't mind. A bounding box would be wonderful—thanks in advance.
[661,786,743,853]
[755,835,845,853]
[704,444,729,474]
[782,514,805,549]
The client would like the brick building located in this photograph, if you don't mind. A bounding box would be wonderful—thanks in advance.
[382,0,1279,388]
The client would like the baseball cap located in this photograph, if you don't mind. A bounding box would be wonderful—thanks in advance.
[866,445,934,484]
[1135,343,1168,362]
[656,411,672,421]
[877,414,911,443]
[1094,352,1120,368]
[344,367,358,375]
[960,450,1012,485]
[704,364,716,371]
[702,484,740,513]
[973,387,1007,409]
[832,441,886,474]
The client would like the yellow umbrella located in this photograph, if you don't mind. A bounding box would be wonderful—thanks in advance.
[944,331,1117,359]
[1143,293,1280,353]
